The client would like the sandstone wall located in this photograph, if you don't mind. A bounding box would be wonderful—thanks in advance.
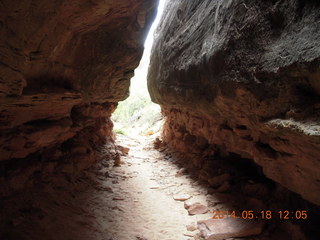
[0,0,158,186]
[148,0,320,205]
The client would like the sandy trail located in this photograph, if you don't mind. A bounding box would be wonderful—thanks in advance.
[3,134,217,240]
[2,133,316,240]
[91,134,213,239]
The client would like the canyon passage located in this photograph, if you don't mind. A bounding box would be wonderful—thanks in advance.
[1,0,320,240]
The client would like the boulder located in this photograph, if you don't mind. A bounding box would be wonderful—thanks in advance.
[148,0,320,205]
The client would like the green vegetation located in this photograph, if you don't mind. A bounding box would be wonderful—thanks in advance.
[111,70,162,136]
[112,3,165,137]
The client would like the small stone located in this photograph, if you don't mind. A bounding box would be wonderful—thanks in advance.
[186,223,197,232]
[216,181,231,193]
[113,153,121,167]
[173,194,191,201]
[187,203,209,215]
[193,232,203,240]
[102,162,110,168]
[175,168,187,177]
[183,232,195,237]
[136,235,148,240]
[112,197,125,200]
[184,199,200,209]
[208,174,231,187]
[94,185,113,192]
[153,137,162,149]
[198,170,210,182]
[197,218,263,240]
[116,145,130,155]
[146,130,155,135]
[175,171,184,177]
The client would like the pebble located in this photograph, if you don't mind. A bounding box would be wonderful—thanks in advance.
[186,223,197,232]
[184,200,199,209]
[183,232,195,237]
[216,181,231,193]
[112,197,125,200]
[208,174,231,187]
[173,194,191,201]
[116,145,130,155]
[187,203,209,215]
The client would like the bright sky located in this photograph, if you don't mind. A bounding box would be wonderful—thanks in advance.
[144,0,166,52]
[130,0,166,95]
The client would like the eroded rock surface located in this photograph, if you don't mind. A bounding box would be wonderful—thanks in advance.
[0,0,158,190]
[197,218,263,240]
[148,0,320,205]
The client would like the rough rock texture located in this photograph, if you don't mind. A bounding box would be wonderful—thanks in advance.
[148,0,320,205]
[197,218,263,240]
[0,0,158,189]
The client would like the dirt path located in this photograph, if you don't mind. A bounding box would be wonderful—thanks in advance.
[90,134,213,239]
[3,134,219,240]
[2,133,316,240]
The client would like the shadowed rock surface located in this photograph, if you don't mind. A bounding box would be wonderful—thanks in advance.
[0,0,158,190]
[148,0,320,205]
[1,0,320,239]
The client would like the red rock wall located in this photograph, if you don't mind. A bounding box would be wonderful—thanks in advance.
[0,0,158,188]
[148,0,320,205]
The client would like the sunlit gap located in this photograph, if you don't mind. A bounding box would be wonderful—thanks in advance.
[112,0,166,137]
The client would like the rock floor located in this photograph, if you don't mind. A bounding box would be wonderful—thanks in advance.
[1,134,299,240]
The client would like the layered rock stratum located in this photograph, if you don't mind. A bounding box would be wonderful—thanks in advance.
[0,0,158,190]
[148,0,320,205]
